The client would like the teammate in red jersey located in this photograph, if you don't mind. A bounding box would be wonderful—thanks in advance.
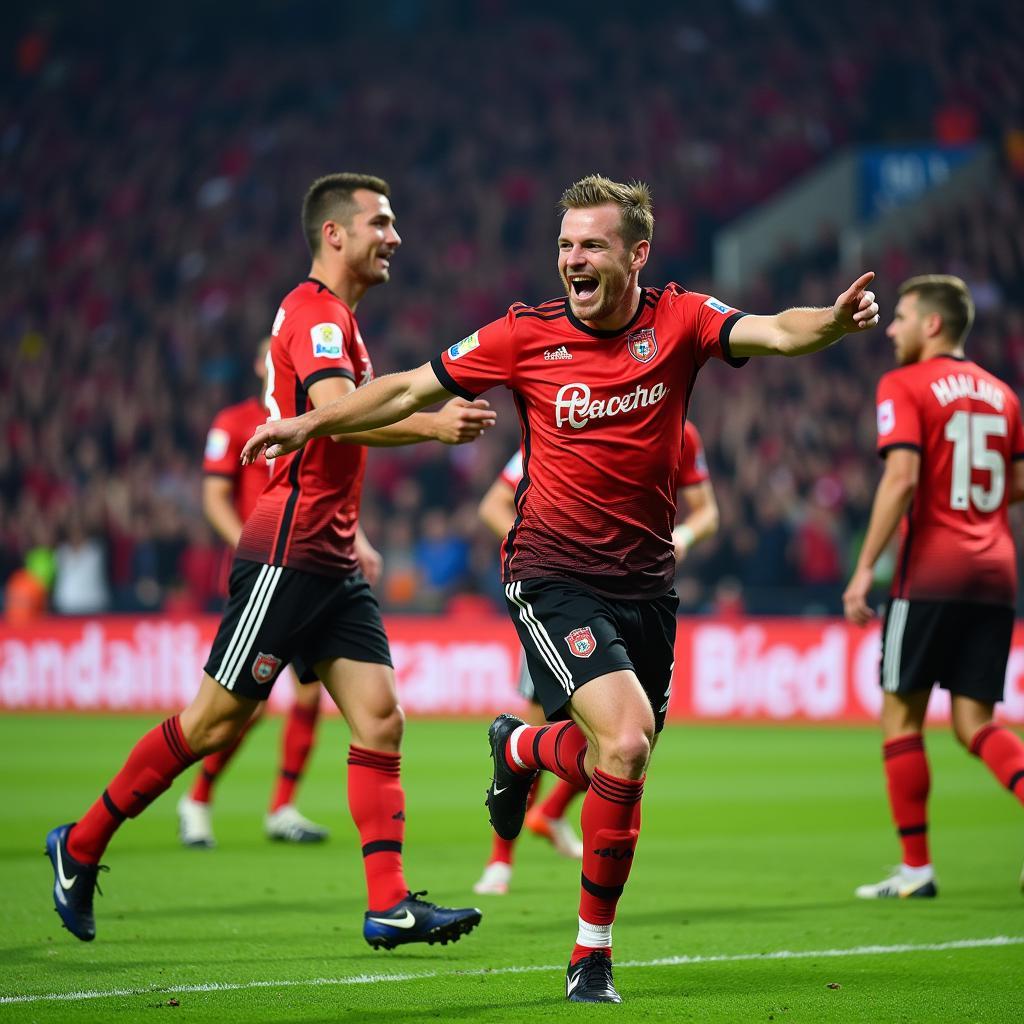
[46,173,494,949]
[473,422,719,896]
[842,275,1024,899]
[177,337,371,847]
[242,174,879,1003]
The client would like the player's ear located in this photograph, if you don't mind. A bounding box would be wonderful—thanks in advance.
[322,219,344,254]
[631,239,650,273]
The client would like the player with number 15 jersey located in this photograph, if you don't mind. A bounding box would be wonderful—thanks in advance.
[876,349,1024,606]
[844,274,1024,903]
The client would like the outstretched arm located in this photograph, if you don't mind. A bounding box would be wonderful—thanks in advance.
[842,448,920,626]
[242,362,470,463]
[307,376,494,447]
[729,272,880,358]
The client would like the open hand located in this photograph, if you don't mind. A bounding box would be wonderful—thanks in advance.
[433,398,497,445]
[241,415,311,464]
[833,272,880,333]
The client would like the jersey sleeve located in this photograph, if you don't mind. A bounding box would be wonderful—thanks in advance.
[669,289,748,368]
[203,408,243,478]
[430,309,517,400]
[1009,392,1024,461]
[679,421,710,487]
[875,372,921,456]
[499,449,524,489]
[286,299,357,392]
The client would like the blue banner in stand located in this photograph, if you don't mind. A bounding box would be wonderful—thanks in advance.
[858,145,977,221]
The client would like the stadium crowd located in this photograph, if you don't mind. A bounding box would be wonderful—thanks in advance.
[3,0,1024,616]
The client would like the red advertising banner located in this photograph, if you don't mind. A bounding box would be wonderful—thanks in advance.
[1,615,1023,723]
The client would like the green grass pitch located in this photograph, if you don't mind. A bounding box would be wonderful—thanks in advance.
[1,713,1022,1022]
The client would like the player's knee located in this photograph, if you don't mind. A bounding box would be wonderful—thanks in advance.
[186,716,245,757]
[600,729,652,778]
[362,703,405,750]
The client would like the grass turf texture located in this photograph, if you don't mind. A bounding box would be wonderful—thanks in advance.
[1,714,1021,1022]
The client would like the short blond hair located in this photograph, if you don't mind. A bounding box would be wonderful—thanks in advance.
[898,274,975,344]
[559,174,654,246]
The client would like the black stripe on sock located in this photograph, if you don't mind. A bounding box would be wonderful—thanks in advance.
[280,769,300,781]
[102,789,127,822]
[1008,769,1024,794]
[576,748,588,785]
[898,824,928,836]
[362,839,403,858]
[553,723,570,775]
[581,872,624,901]
[532,727,549,770]
[162,719,193,767]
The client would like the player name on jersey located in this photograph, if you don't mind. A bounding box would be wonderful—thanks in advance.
[929,372,1005,411]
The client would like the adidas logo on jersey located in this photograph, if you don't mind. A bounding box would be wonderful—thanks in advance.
[544,346,573,361]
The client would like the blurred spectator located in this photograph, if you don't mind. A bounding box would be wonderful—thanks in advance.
[52,518,110,615]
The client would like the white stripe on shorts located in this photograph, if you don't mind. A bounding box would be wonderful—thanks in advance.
[882,598,910,693]
[216,565,283,689]
[505,582,575,696]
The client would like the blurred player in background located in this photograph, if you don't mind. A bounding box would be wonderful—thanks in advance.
[241,174,879,1002]
[47,172,494,950]
[177,337,378,848]
[473,423,718,896]
[843,275,1024,899]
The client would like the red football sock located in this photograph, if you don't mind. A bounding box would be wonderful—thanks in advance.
[506,721,590,789]
[191,717,256,804]
[489,777,539,864]
[68,716,197,864]
[348,745,408,911]
[883,734,930,868]
[538,778,583,820]
[270,701,320,812]
[571,768,643,965]
[970,724,1024,805]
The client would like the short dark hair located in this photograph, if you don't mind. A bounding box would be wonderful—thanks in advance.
[559,174,654,247]
[301,173,391,256]
[898,274,975,345]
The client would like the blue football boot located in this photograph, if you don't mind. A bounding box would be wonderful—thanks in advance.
[363,890,482,950]
[46,824,108,942]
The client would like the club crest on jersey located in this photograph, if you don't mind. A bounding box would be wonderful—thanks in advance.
[311,322,344,359]
[448,332,479,360]
[626,328,658,364]
[251,652,282,684]
[564,626,597,658]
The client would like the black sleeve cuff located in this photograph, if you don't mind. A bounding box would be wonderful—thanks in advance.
[719,312,749,368]
[1013,452,1024,462]
[430,355,477,401]
[302,367,354,391]
[878,442,922,459]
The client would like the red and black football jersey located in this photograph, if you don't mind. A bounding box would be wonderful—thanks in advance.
[679,419,710,489]
[237,279,374,577]
[433,285,745,598]
[203,397,271,524]
[876,354,1024,605]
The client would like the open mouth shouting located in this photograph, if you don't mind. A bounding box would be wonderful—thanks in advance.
[569,274,599,302]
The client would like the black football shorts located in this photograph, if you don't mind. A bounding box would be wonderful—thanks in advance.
[503,576,678,732]
[204,559,392,700]
[880,597,1013,703]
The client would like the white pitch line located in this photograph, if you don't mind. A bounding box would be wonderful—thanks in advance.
[2,935,1021,1006]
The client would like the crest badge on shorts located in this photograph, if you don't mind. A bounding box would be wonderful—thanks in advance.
[626,328,657,364]
[251,652,282,684]
[564,626,597,658]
